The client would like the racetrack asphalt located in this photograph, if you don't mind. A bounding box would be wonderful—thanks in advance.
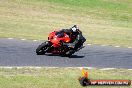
[0,38,132,69]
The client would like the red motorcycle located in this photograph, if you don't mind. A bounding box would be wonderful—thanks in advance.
[36,31,76,57]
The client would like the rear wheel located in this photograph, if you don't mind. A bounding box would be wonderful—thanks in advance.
[60,45,75,57]
[36,42,50,55]
[66,50,75,57]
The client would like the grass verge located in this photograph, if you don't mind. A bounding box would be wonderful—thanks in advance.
[0,67,131,88]
[0,0,132,47]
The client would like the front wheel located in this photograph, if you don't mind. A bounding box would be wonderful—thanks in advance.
[36,42,50,55]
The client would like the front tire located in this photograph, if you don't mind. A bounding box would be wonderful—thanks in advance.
[36,42,50,55]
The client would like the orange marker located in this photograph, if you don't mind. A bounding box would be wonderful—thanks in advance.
[81,68,88,78]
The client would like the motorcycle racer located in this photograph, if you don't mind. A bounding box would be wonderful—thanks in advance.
[58,25,86,51]
[36,25,86,57]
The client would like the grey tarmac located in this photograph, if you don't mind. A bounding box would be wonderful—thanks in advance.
[0,38,132,69]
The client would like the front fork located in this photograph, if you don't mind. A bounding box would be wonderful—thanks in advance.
[44,41,53,52]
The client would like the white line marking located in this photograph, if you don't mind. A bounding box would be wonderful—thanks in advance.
[0,67,131,71]
[34,67,42,69]
[115,46,120,47]
[78,67,83,70]
[28,67,42,69]
[87,44,92,46]
[84,67,94,69]
[77,67,94,70]
[0,67,13,69]
[33,40,38,41]
[6,38,132,49]
[21,39,26,40]
[65,67,94,69]
[8,38,13,39]
[16,67,23,69]
[100,68,116,70]
[0,66,95,69]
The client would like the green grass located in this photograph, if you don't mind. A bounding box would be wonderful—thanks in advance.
[0,67,131,88]
[0,0,132,47]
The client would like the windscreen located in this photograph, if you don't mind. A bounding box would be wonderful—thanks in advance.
[55,32,64,38]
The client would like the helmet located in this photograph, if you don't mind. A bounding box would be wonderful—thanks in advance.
[71,25,79,32]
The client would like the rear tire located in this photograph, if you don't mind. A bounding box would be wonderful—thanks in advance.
[36,42,50,55]
[66,50,75,57]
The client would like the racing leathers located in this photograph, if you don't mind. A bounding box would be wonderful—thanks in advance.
[58,28,86,51]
